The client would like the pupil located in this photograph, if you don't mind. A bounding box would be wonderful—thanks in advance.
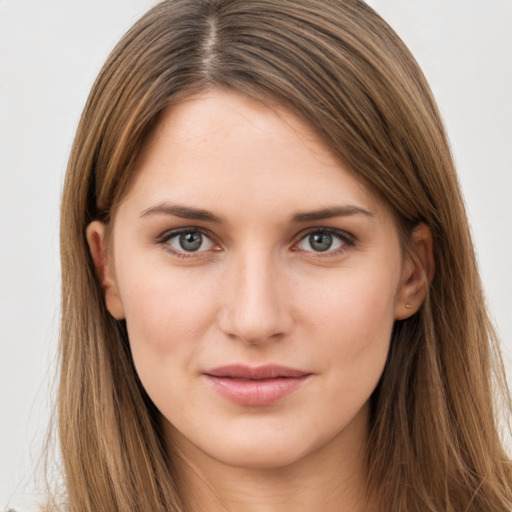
[179,232,202,251]
[310,233,332,252]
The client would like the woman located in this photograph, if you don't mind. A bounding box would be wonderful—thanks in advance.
[53,0,512,510]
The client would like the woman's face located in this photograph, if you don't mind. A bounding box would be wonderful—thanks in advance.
[89,90,418,470]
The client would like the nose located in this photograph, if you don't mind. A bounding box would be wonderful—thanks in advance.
[218,251,293,345]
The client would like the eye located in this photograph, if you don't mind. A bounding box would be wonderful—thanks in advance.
[161,229,216,254]
[296,229,352,253]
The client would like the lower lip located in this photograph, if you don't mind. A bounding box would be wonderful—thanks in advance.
[204,375,310,407]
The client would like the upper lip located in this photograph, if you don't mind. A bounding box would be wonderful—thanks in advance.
[204,365,310,380]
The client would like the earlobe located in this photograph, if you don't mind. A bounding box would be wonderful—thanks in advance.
[395,223,435,320]
[86,221,125,320]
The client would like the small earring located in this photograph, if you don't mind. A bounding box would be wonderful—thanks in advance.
[405,303,412,309]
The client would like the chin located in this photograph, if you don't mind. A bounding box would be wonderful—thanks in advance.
[166,417,322,470]
[218,437,316,470]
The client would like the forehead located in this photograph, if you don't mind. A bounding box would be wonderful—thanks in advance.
[117,89,387,222]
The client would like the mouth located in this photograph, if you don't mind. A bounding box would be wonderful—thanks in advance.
[203,365,312,407]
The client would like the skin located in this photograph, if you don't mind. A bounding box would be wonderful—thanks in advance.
[87,89,432,512]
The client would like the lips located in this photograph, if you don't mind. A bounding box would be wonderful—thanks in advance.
[203,365,311,406]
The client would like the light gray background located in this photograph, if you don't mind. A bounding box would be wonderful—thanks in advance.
[1,1,511,508]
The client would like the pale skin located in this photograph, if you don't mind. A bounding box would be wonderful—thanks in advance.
[87,90,434,512]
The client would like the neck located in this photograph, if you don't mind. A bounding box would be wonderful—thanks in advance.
[166,405,376,512]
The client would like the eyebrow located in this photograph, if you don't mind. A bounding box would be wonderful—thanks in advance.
[291,206,374,223]
[140,203,374,224]
[140,203,223,223]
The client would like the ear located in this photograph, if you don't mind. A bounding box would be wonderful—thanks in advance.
[86,221,125,320]
[395,223,435,320]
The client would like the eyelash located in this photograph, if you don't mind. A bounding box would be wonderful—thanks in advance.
[293,227,356,256]
[155,227,356,259]
[156,227,218,259]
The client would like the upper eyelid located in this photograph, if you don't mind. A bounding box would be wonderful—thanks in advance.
[156,225,353,238]
[293,226,355,243]
[157,226,216,242]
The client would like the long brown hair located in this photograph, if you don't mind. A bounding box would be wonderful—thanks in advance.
[56,0,512,510]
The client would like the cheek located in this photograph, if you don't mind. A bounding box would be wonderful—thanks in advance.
[300,267,398,391]
[303,265,398,337]
[118,265,219,380]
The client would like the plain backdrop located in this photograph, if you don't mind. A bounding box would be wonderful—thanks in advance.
[1,1,511,509]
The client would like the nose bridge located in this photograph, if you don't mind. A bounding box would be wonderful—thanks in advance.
[219,245,291,344]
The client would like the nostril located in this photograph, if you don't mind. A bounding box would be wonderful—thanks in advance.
[217,256,294,344]
[218,299,292,345]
